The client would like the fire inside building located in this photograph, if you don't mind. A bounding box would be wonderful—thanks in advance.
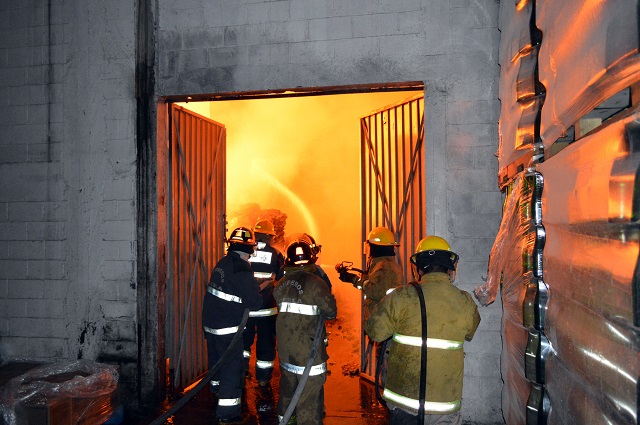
[0,1,638,425]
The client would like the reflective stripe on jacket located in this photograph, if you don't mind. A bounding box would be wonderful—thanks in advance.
[207,285,242,303]
[278,301,319,316]
[365,272,480,415]
[383,388,461,413]
[249,306,278,317]
[202,252,263,332]
[274,268,337,369]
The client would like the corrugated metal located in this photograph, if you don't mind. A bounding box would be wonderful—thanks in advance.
[359,94,425,378]
[166,105,226,394]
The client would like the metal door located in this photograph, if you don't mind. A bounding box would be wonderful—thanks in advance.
[166,104,226,394]
[360,93,425,378]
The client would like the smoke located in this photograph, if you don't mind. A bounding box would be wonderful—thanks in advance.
[179,90,421,352]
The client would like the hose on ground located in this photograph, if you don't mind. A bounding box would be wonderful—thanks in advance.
[149,308,250,425]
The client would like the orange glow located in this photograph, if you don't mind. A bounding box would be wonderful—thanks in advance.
[515,0,528,12]
[547,0,607,61]
[179,90,420,351]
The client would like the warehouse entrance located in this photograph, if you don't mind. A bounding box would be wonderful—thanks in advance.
[157,84,425,398]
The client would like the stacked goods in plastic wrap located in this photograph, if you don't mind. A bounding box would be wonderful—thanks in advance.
[0,360,121,425]
[477,0,640,423]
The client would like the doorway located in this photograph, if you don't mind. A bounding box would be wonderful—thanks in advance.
[157,84,425,396]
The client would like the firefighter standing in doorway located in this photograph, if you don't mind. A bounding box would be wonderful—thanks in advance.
[365,236,481,425]
[244,218,285,386]
[337,226,404,324]
[273,238,337,425]
[202,227,263,425]
[337,226,404,381]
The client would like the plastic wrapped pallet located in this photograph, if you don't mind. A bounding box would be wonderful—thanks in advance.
[0,360,120,425]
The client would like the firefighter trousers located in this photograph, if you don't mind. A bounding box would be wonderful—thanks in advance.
[205,332,246,420]
[277,368,325,425]
[242,315,277,383]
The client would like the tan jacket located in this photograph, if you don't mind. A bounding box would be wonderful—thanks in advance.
[274,267,337,367]
[365,272,480,414]
[362,256,404,324]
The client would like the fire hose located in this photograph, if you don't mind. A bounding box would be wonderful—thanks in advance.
[410,282,428,425]
[149,309,250,425]
[278,313,325,425]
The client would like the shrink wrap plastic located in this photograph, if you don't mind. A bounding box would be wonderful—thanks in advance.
[493,0,640,422]
[478,109,640,423]
[537,0,640,147]
[0,360,119,425]
[538,109,640,424]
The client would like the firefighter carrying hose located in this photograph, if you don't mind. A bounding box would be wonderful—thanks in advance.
[244,218,285,386]
[365,236,480,425]
[274,238,337,425]
[202,227,263,425]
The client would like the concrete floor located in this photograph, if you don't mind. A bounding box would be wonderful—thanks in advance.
[0,306,390,425]
[127,315,390,425]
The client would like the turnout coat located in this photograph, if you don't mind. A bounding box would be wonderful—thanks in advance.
[362,256,404,323]
[202,251,263,331]
[273,266,337,368]
[365,272,480,415]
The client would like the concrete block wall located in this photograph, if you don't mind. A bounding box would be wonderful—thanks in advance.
[158,0,503,422]
[0,0,505,420]
[0,0,140,401]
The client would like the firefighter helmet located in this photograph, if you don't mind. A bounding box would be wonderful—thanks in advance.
[228,227,256,245]
[285,240,314,266]
[410,235,459,270]
[367,227,399,246]
[253,218,276,236]
[287,233,321,259]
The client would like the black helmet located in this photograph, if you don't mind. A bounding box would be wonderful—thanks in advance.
[288,232,321,261]
[285,240,314,266]
[228,227,256,245]
[305,233,322,257]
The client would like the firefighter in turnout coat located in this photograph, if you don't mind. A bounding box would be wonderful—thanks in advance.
[273,239,337,425]
[244,219,285,385]
[338,226,404,324]
[202,227,263,424]
[338,226,404,378]
[365,236,480,425]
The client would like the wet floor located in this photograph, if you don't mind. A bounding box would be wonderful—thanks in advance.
[127,316,390,425]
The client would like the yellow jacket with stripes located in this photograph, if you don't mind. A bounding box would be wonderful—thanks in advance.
[365,272,480,415]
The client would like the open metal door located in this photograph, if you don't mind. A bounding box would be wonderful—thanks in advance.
[165,104,226,394]
[359,93,425,379]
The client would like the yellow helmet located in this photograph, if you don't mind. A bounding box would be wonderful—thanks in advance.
[367,227,399,246]
[410,235,459,269]
[253,218,276,236]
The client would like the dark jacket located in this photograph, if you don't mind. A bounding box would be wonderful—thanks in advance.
[274,266,337,367]
[248,242,285,310]
[202,251,263,331]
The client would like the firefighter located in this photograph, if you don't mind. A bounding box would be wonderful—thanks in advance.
[287,232,333,290]
[273,239,337,425]
[337,226,404,324]
[244,218,285,386]
[338,226,404,380]
[365,236,481,425]
[202,227,263,424]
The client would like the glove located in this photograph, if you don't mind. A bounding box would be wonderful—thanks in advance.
[339,270,359,285]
